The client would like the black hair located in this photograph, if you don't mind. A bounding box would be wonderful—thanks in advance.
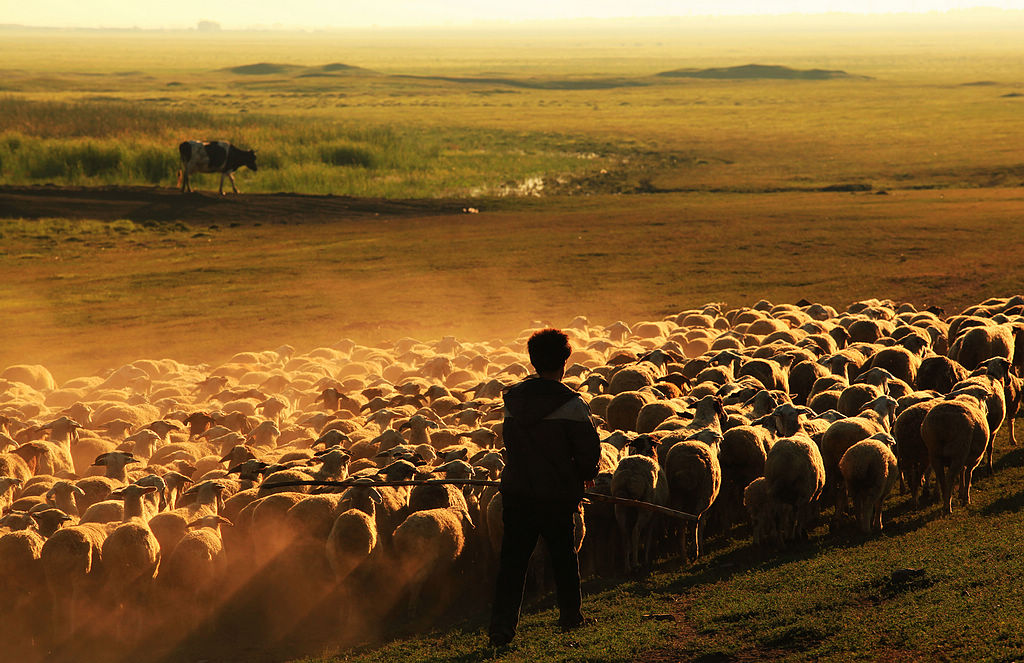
[527,328,572,373]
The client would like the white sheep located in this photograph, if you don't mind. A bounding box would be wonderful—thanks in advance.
[838,435,899,533]
[920,397,990,514]
[610,434,668,573]
[663,434,721,561]
[763,435,825,544]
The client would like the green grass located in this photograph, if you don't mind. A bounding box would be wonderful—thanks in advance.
[1,25,1023,195]
[0,98,629,196]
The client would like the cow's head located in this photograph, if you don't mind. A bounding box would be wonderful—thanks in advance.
[243,149,258,172]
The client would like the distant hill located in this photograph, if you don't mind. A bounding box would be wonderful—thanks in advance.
[657,64,864,80]
[223,62,372,76]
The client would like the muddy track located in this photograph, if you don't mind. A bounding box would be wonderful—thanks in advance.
[0,185,473,224]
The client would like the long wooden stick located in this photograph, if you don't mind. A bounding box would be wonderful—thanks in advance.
[260,478,699,522]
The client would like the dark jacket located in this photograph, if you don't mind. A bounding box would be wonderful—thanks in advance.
[500,376,602,506]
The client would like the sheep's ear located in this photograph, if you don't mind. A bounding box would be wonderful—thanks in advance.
[217,515,234,527]
[367,488,382,504]
[92,453,109,466]
[461,509,476,531]
[226,463,243,474]
[140,485,159,495]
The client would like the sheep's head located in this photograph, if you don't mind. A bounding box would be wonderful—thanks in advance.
[626,434,660,460]
[376,459,418,482]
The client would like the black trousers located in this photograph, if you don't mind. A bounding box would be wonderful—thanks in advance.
[489,496,583,640]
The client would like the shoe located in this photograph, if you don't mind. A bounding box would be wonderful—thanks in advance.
[559,616,596,632]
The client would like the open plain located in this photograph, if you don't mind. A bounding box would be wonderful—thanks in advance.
[1,14,1024,663]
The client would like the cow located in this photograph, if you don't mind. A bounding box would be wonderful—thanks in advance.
[177,140,257,195]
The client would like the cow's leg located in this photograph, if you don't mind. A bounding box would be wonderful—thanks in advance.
[228,172,239,194]
[219,172,226,195]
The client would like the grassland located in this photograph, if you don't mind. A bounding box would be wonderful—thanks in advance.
[1,19,1023,196]
[2,17,1024,662]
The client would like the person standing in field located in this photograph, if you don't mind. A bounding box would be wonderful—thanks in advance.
[488,328,602,647]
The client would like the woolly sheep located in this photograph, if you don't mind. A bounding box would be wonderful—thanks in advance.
[838,435,899,533]
[820,415,887,517]
[605,390,658,433]
[764,435,825,543]
[920,397,990,514]
[892,399,940,507]
[664,435,721,561]
[717,425,773,526]
[610,435,668,573]
[391,503,475,616]
[916,355,969,394]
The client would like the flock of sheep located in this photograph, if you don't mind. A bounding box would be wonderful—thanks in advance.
[0,294,1022,661]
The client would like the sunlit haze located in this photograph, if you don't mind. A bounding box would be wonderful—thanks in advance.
[3,0,1024,29]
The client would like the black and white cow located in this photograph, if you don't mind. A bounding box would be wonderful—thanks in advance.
[178,140,258,195]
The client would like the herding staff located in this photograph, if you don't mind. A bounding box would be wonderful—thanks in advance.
[260,478,699,522]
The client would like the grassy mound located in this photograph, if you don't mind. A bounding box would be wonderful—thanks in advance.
[224,62,306,75]
[657,64,860,80]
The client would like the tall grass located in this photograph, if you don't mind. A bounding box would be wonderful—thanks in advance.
[0,97,621,196]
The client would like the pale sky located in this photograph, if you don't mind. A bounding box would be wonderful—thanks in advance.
[3,0,1023,30]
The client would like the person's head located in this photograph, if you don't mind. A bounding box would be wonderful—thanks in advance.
[528,328,571,378]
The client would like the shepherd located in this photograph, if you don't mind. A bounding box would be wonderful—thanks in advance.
[488,328,602,648]
[177,140,257,195]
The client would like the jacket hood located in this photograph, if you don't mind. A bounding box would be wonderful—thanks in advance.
[503,377,578,426]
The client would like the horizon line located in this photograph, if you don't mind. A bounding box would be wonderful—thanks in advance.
[3,7,1024,32]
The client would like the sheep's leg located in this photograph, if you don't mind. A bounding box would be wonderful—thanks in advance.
[960,467,973,506]
[693,516,705,562]
[986,433,996,476]
[935,462,952,514]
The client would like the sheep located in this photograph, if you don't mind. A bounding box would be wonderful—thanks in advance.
[40,522,112,643]
[663,433,721,561]
[838,435,899,533]
[0,525,48,655]
[743,477,775,548]
[920,397,990,514]
[605,390,659,433]
[610,434,668,573]
[326,483,382,580]
[717,425,773,526]
[949,323,1018,371]
[763,435,825,544]
[916,355,969,394]
[101,509,161,641]
[819,410,889,519]
[948,374,1006,475]
[391,502,475,617]
[892,399,941,507]
[158,514,232,623]
[44,480,85,517]
[972,356,1023,447]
